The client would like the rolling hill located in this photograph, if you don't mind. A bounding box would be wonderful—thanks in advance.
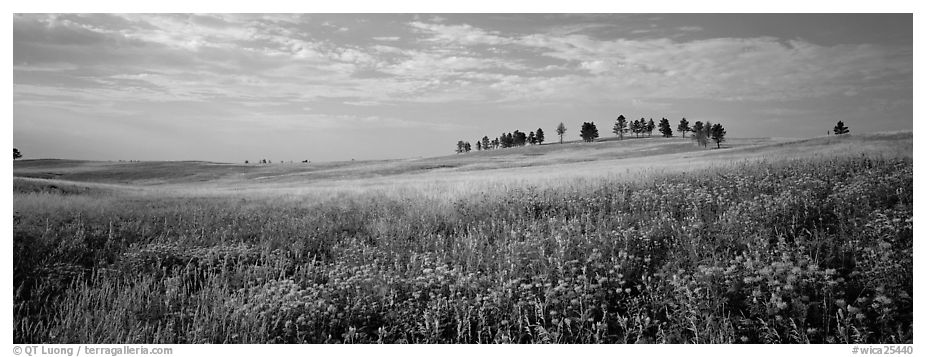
[13,131,912,194]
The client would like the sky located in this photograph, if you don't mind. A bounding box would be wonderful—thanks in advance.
[12,13,913,162]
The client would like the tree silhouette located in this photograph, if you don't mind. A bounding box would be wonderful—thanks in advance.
[500,133,511,148]
[834,121,850,135]
[658,118,673,137]
[677,118,690,138]
[535,128,545,144]
[476,141,482,151]
[646,118,656,137]
[464,142,472,152]
[580,122,599,142]
[691,121,705,147]
[556,122,567,143]
[482,136,491,150]
[613,115,627,140]
[635,118,646,137]
[528,131,536,145]
[514,131,527,146]
[14,148,22,160]
[700,121,712,147]
[710,123,726,148]
[456,140,465,153]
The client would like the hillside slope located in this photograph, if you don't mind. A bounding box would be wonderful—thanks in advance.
[13,132,911,191]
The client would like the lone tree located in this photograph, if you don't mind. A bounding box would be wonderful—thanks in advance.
[710,123,726,148]
[834,121,850,135]
[535,128,545,144]
[556,122,567,143]
[677,118,690,138]
[613,115,627,140]
[658,118,673,137]
[14,148,22,160]
[580,122,599,142]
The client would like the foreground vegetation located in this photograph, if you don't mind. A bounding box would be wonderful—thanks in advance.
[13,155,912,344]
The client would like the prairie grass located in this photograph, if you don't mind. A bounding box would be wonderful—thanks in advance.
[13,154,912,344]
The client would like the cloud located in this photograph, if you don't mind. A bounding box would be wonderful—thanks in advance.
[14,14,912,122]
[407,20,911,102]
[677,26,703,32]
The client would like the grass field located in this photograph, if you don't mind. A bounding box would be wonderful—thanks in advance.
[12,132,913,343]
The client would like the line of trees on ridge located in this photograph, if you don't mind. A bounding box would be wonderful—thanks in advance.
[456,116,729,153]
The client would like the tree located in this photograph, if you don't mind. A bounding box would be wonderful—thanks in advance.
[476,141,482,151]
[691,121,705,147]
[635,118,646,137]
[677,118,690,138]
[482,136,491,150]
[500,133,511,148]
[613,115,627,140]
[528,131,537,145]
[580,122,599,142]
[14,148,22,160]
[492,138,499,149]
[535,128,545,144]
[646,118,656,137]
[556,122,567,143]
[834,121,850,135]
[710,123,726,148]
[464,142,472,152]
[456,140,465,153]
[506,133,514,147]
[513,131,527,146]
[698,121,712,147]
[658,118,673,137]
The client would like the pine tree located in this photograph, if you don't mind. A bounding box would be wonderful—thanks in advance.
[691,121,704,147]
[556,122,567,143]
[456,140,465,153]
[464,142,472,152]
[580,122,599,142]
[613,115,627,140]
[658,118,673,137]
[528,131,536,145]
[710,123,726,148]
[13,148,22,160]
[536,128,545,144]
[482,136,491,150]
[677,118,690,138]
[700,121,712,147]
[476,141,482,151]
[834,121,850,135]
[647,118,656,137]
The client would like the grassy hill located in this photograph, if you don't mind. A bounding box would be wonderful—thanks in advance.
[13,131,912,344]
[13,132,912,194]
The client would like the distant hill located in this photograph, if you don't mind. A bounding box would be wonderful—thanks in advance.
[13,132,911,190]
